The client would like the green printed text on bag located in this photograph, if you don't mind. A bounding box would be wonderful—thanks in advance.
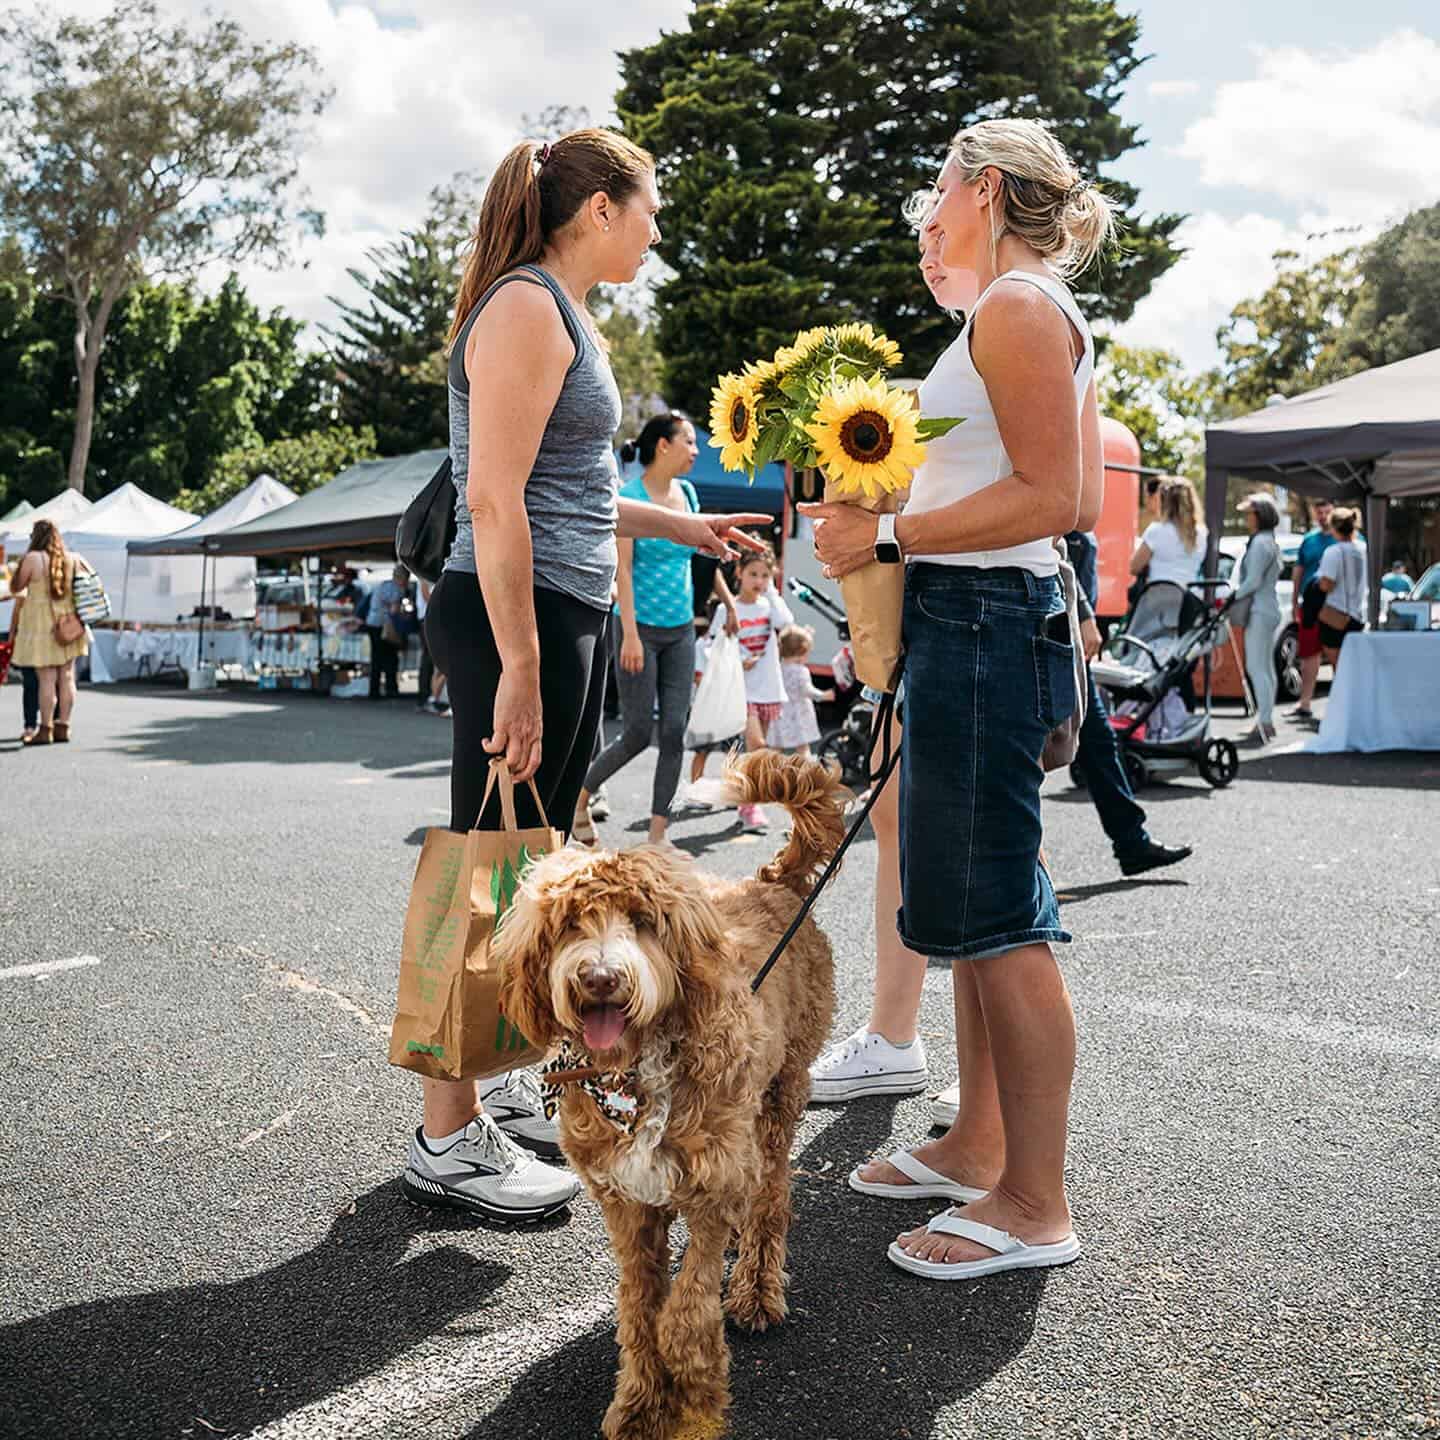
[389,763,559,1082]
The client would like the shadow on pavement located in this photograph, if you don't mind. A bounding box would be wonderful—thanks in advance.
[1239,749,1440,790]
[475,1103,1047,1440]
[0,1182,510,1440]
[1054,877,1189,905]
[91,687,452,772]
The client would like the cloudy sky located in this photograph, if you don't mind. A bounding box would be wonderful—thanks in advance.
[53,0,1440,375]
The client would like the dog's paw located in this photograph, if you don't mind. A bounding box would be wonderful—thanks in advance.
[602,1387,682,1440]
[723,1280,787,1333]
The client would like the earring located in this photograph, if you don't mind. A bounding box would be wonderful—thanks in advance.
[604,224,611,232]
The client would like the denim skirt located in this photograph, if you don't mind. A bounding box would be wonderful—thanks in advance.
[897,563,1076,960]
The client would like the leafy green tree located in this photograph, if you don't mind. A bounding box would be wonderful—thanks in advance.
[173,424,376,515]
[1336,203,1440,370]
[0,0,329,492]
[1210,246,1363,416]
[616,0,1183,416]
[1097,343,1212,477]
[598,299,666,440]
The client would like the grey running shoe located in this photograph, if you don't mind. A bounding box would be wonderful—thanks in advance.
[403,1113,578,1223]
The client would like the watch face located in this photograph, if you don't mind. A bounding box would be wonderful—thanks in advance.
[875,541,902,564]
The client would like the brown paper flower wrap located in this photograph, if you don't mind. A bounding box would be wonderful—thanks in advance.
[710,327,961,693]
[823,476,905,690]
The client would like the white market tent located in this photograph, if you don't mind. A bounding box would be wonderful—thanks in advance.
[0,498,36,524]
[127,474,296,637]
[0,487,94,548]
[61,482,257,624]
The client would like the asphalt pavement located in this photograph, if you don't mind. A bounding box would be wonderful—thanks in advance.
[1,683,1437,1440]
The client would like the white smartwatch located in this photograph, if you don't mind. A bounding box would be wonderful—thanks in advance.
[874,513,902,565]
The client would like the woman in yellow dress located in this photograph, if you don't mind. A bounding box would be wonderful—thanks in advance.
[7,518,88,746]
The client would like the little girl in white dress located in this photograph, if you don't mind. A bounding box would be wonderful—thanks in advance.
[766,625,835,757]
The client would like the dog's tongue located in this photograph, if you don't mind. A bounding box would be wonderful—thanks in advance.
[582,1005,627,1053]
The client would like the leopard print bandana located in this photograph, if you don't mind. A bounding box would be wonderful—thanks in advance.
[540,1039,641,1135]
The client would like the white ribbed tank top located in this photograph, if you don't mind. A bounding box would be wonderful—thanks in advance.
[905,269,1095,576]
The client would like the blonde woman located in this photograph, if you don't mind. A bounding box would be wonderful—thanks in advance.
[806,118,1113,1280]
[7,519,88,746]
[1130,476,1205,589]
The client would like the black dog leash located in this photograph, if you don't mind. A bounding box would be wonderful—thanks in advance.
[750,669,903,995]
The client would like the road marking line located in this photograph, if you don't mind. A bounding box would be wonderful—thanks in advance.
[0,955,101,981]
[1117,996,1440,1061]
[1080,931,1159,942]
[240,1293,615,1438]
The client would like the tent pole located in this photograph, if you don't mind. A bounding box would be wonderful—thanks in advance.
[197,552,207,673]
[1364,491,1388,628]
[121,553,132,627]
[1203,461,1227,578]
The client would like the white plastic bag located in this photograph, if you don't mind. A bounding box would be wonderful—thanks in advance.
[684,632,747,750]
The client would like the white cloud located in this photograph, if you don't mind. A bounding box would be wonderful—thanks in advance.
[51,0,694,341]
[1147,79,1199,98]
[1106,211,1365,374]
[1178,29,1440,224]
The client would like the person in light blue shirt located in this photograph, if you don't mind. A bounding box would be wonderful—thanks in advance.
[1380,561,1414,597]
[576,414,709,848]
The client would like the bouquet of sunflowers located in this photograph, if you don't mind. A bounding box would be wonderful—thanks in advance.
[708,324,961,690]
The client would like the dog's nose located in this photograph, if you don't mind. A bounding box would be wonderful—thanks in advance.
[583,966,622,1000]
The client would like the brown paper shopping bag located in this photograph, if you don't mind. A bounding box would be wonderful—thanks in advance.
[824,477,906,692]
[389,761,560,1081]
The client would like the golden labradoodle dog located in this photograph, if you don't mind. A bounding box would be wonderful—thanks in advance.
[495,750,845,1440]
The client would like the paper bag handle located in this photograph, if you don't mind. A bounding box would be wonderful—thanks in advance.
[478,758,553,833]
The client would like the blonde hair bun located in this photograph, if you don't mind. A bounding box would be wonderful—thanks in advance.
[948,118,1119,277]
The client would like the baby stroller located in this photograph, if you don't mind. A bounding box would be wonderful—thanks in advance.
[1085,579,1240,790]
[784,575,874,788]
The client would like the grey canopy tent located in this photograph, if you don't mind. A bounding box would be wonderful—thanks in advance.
[206,450,445,560]
[1204,347,1440,623]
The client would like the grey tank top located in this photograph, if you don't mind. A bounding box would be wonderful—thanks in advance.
[444,263,623,611]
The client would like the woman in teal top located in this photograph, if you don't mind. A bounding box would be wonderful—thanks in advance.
[577,414,716,847]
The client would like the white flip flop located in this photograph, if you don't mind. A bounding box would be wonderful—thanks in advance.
[847,1147,988,1203]
[887,1210,1081,1280]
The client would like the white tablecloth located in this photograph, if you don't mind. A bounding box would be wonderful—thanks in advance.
[88,627,253,684]
[1308,632,1440,753]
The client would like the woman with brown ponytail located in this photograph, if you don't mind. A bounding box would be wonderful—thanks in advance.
[7,519,88,746]
[405,128,769,1223]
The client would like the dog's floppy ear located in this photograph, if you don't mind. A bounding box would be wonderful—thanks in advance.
[494,847,593,1051]
[623,848,756,1093]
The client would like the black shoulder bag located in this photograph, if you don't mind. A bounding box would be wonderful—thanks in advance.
[395,457,457,584]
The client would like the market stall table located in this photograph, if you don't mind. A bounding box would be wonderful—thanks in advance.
[1307,632,1440,753]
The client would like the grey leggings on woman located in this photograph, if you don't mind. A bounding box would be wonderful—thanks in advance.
[584,621,696,818]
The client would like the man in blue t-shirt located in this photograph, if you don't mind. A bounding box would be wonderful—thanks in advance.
[1289,499,1335,720]
[1380,561,1414,597]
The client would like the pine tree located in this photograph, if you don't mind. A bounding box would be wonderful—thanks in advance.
[617,0,1183,416]
[325,214,462,455]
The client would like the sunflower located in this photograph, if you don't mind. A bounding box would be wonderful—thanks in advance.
[709,371,758,472]
[830,321,903,372]
[772,325,829,372]
[804,374,927,499]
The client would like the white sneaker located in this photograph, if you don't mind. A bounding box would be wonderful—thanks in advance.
[930,1080,960,1129]
[478,1068,562,1157]
[403,1113,579,1223]
[808,1026,929,1103]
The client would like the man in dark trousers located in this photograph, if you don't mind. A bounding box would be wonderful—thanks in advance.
[1066,530,1193,878]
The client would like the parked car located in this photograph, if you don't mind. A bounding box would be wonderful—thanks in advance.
[1408,562,1440,601]
[1215,533,1303,702]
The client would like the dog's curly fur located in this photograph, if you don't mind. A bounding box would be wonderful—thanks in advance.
[494,751,844,1440]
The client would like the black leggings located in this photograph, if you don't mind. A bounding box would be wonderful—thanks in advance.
[424,571,608,835]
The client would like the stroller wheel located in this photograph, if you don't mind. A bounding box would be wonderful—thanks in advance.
[1122,750,1148,793]
[1199,738,1239,788]
[1068,761,1088,791]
